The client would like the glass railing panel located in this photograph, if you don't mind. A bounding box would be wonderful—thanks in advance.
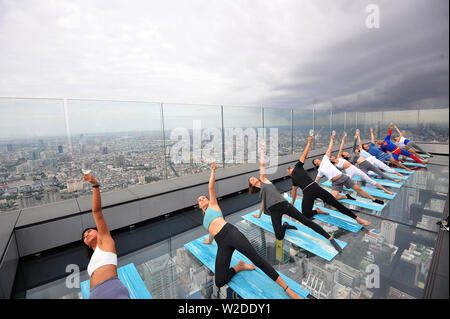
[263,107,292,156]
[162,103,222,178]
[0,97,67,212]
[416,108,449,143]
[293,108,314,154]
[64,99,163,195]
[313,107,331,150]
[222,105,262,168]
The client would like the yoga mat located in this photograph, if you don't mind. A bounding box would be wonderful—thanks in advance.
[318,185,386,212]
[384,173,409,181]
[321,180,396,200]
[184,235,310,299]
[393,168,415,174]
[242,212,347,261]
[399,161,427,167]
[285,196,363,233]
[352,174,403,188]
[81,263,152,299]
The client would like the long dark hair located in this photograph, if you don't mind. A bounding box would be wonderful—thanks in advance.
[81,227,97,260]
[248,177,259,194]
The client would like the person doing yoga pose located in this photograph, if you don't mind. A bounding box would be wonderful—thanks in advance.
[197,162,302,299]
[248,143,344,253]
[286,134,371,227]
[340,131,403,183]
[392,124,432,159]
[362,128,413,172]
[377,123,429,164]
[312,132,385,205]
[330,135,396,196]
[81,174,130,299]
[354,130,405,178]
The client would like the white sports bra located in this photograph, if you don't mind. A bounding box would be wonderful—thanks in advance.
[336,158,347,170]
[87,245,117,277]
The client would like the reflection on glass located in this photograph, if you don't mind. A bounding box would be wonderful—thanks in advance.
[293,108,313,153]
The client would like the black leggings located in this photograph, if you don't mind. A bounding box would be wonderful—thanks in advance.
[302,183,357,220]
[214,223,279,287]
[268,200,331,240]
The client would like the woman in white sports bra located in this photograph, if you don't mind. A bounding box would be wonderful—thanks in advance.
[81,174,130,299]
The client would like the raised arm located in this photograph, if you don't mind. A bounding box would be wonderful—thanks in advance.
[356,130,363,151]
[370,128,375,144]
[83,174,110,239]
[337,134,347,158]
[300,136,314,163]
[325,132,335,157]
[259,143,267,181]
[208,162,219,207]
[393,124,404,138]
[385,123,393,141]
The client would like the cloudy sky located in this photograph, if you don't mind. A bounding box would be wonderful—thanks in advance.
[0,0,448,114]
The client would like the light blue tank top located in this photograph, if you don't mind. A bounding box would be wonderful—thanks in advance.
[203,207,223,231]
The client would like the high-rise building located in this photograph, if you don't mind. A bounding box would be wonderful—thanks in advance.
[102,146,108,154]
[7,144,13,152]
[18,194,36,209]
[380,220,397,246]
[58,145,63,153]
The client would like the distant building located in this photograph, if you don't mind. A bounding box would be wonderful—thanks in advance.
[18,194,36,209]
[102,146,108,154]
[7,144,13,152]
[380,220,397,246]
[58,145,63,153]
[67,180,83,192]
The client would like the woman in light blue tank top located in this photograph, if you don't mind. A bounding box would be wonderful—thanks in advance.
[196,162,302,299]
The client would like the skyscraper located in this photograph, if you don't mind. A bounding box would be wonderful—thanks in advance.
[58,145,63,153]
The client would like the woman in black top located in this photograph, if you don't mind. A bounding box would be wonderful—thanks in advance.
[286,136,371,227]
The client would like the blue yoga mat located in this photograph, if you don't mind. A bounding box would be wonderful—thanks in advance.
[80,263,152,299]
[385,173,409,180]
[321,180,396,200]
[184,235,310,299]
[285,196,362,233]
[242,212,347,261]
[352,174,403,188]
[393,168,415,174]
[318,185,386,212]
[400,161,427,167]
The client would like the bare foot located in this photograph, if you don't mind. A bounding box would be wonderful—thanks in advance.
[356,217,371,226]
[394,179,402,183]
[235,260,256,272]
[423,160,429,165]
[316,207,329,215]
[386,190,394,195]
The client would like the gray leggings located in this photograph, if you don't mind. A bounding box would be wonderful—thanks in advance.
[358,160,397,182]
[405,141,427,154]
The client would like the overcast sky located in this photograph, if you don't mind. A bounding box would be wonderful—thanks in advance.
[0,0,448,138]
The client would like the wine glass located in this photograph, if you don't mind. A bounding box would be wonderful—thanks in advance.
[332,130,336,136]
[81,161,91,176]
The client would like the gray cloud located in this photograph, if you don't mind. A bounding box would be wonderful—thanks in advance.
[0,0,448,115]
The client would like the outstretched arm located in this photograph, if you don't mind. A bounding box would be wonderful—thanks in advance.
[300,136,314,163]
[393,124,404,138]
[325,132,335,157]
[337,134,347,158]
[357,130,363,151]
[208,162,219,207]
[290,186,298,205]
[83,174,110,239]
[259,143,268,182]
[370,128,375,144]
[385,123,393,141]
